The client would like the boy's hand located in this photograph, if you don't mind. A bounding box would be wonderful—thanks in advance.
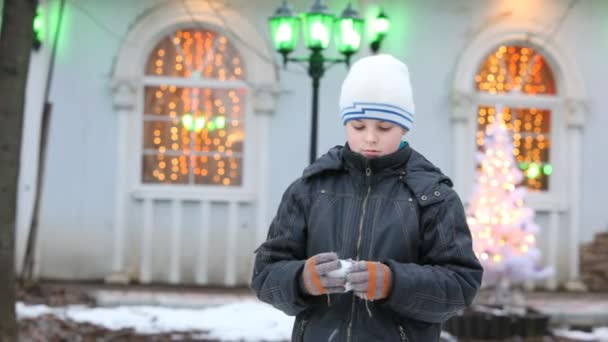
[300,252,346,295]
[347,261,392,301]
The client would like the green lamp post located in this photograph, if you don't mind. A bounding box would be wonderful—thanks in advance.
[269,1,381,164]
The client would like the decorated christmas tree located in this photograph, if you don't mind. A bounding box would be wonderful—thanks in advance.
[466,105,551,300]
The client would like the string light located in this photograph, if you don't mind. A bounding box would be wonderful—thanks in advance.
[143,29,246,185]
[475,45,555,190]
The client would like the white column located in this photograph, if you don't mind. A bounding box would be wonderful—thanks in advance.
[255,114,271,246]
[564,98,587,285]
[106,81,136,284]
[252,86,279,247]
[449,91,475,200]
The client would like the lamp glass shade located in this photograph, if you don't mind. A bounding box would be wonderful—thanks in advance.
[335,17,363,55]
[372,13,390,41]
[33,7,43,45]
[302,12,334,49]
[269,15,300,53]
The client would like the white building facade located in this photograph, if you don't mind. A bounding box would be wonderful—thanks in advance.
[15,0,607,288]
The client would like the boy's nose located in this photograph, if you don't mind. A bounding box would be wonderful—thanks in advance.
[365,132,377,144]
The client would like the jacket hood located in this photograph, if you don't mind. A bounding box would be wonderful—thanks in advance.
[301,145,344,179]
[403,148,453,204]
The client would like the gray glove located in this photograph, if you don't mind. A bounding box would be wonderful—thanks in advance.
[300,252,346,296]
[347,260,392,301]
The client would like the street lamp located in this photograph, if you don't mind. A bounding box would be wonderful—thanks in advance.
[33,5,43,50]
[269,1,389,164]
[370,8,389,54]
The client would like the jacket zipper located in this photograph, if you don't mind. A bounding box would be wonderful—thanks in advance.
[346,166,372,342]
[296,318,308,342]
[398,325,410,342]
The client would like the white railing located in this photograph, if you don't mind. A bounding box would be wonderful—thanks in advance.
[525,199,569,291]
[131,190,256,287]
[126,190,571,289]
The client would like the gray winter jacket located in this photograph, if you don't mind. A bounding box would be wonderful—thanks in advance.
[251,144,482,341]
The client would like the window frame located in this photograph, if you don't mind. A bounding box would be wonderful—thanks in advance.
[470,91,567,209]
[132,33,255,195]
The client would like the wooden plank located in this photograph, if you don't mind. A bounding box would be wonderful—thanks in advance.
[140,198,153,283]
[169,200,182,284]
[225,202,238,286]
[196,201,211,284]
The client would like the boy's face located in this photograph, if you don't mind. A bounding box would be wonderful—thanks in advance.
[346,119,407,158]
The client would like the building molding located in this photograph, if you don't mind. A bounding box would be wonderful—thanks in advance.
[452,20,587,101]
[111,0,277,89]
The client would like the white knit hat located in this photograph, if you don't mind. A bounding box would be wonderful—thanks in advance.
[339,54,415,131]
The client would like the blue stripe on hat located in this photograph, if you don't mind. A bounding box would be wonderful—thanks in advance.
[341,102,414,121]
[340,102,414,131]
[342,108,414,123]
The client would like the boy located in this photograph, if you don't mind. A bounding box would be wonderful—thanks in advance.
[251,54,482,341]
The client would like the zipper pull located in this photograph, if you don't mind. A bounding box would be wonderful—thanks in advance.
[398,325,409,342]
[365,167,372,176]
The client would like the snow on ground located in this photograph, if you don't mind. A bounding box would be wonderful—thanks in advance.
[17,300,608,341]
[553,326,608,342]
[17,303,54,318]
[17,299,294,341]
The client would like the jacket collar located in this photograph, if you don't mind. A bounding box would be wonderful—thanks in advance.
[342,143,411,175]
[302,144,411,179]
[302,144,453,200]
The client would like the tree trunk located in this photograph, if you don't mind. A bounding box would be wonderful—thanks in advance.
[0,0,36,340]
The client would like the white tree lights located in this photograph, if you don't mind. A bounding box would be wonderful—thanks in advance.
[467,106,551,288]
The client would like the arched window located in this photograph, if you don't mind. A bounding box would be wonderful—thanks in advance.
[474,45,556,191]
[141,28,247,186]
